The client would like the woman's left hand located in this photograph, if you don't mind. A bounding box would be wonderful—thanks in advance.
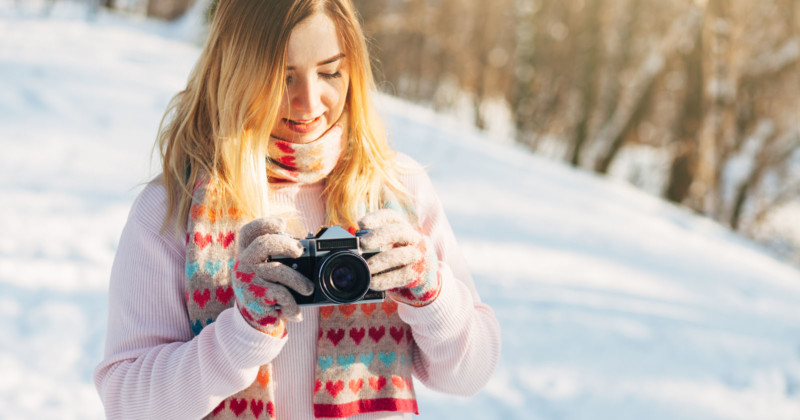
[357,209,442,307]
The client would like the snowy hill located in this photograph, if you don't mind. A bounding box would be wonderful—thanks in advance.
[1,5,799,419]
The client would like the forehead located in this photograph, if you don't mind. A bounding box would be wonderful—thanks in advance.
[286,13,342,67]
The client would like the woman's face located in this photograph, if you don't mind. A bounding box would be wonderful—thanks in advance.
[271,12,349,144]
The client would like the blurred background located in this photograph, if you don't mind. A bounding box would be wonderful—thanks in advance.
[350,0,800,266]
[84,0,800,266]
[2,1,800,419]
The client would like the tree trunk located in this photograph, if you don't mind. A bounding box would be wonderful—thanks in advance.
[595,80,656,173]
[472,0,493,130]
[589,0,641,166]
[691,0,733,217]
[569,0,604,167]
[664,26,704,204]
[592,6,703,174]
[147,0,195,21]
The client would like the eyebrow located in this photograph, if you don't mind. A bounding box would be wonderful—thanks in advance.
[287,53,345,70]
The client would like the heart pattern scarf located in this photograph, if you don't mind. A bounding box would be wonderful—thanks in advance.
[266,111,347,184]
[185,118,418,419]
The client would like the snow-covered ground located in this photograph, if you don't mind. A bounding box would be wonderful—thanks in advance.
[2,4,800,419]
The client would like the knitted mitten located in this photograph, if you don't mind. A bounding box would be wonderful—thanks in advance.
[233,217,314,337]
[358,209,442,307]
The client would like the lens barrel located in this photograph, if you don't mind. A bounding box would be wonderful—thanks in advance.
[317,251,371,304]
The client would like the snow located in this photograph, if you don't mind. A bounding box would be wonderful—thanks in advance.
[2,4,800,419]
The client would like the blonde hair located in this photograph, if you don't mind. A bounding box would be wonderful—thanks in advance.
[157,0,411,233]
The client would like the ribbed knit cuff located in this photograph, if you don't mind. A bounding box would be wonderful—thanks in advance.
[395,263,473,341]
[214,306,288,369]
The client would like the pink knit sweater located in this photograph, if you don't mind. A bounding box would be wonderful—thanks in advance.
[94,154,501,419]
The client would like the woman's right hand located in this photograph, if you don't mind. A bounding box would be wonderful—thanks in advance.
[232,217,314,337]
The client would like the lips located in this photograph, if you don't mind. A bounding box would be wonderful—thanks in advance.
[283,115,322,134]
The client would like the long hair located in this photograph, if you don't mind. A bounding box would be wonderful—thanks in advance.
[157,0,411,233]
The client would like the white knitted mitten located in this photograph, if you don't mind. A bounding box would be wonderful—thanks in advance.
[233,217,314,336]
[358,209,442,307]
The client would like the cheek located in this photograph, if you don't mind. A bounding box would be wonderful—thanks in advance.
[323,80,348,109]
[272,93,289,119]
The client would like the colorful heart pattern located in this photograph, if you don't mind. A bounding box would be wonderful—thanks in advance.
[349,378,363,394]
[212,400,226,416]
[229,398,247,416]
[337,354,355,370]
[191,320,203,335]
[368,376,387,392]
[217,231,235,249]
[319,303,387,320]
[381,300,398,316]
[311,375,411,398]
[389,326,405,344]
[193,289,210,309]
[359,353,374,366]
[185,261,200,279]
[190,203,241,223]
[215,286,234,306]
[204,260,222,276]
[250,399,264,418]
[188,230,237,250]
[391,375,406,391]
[318,355,334,372]
[185,259,235,280]
[326,380,344,398]
[378,351,397,368]
[359,303,377,317]
[314,351,414,369]
[349,327,365,345]
[256,368,270,388]
[368,326,385,343]
[194,232,212,250]
[324,325,414,346]
[320,306,335,320]
[213,397,273,418]
[339,304,357,318]
[326,328,345,346]
[187,181,419,416]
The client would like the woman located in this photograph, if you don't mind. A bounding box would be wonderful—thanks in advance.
[94,0,501,419]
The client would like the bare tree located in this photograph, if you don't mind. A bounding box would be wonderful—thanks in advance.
[352,0,800,261]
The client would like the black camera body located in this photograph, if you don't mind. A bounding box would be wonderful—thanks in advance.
[273,226,384,306]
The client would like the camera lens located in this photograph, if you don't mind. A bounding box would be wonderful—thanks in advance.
[331,266,356,290]
[318,251,371,304]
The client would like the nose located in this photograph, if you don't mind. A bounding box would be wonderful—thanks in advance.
[290,77,321,116]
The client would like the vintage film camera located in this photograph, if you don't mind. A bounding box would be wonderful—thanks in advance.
[272,226,384,306]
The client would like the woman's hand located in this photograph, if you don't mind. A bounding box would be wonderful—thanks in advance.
[232,217,314,337]
[358,209,442,307]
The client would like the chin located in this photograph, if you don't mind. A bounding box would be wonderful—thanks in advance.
[276,122,338,143]
[275,129,321,144]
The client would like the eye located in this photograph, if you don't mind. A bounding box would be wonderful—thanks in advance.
[285,74,294,84]
[320,71,342,80]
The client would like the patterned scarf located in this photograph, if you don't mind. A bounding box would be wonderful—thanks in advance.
[266,111,347,184]
[185,117,418,419]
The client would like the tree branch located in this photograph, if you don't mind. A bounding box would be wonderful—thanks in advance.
[741,38,800,80]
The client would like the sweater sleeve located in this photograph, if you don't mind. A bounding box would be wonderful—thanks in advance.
[93,182,287,419]
[394,155,502,397]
